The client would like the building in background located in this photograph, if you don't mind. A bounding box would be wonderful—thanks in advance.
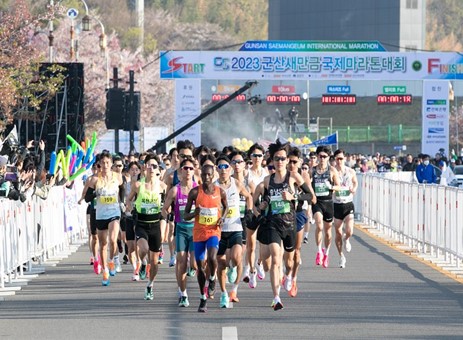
[268,0,426,51]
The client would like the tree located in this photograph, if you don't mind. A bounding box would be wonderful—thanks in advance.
[0,0,65,133]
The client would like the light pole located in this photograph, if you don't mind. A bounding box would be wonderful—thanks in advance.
[48,0,109,88]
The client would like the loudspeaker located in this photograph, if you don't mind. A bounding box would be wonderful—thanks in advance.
[105,88,126,129]
[123,91,140,131]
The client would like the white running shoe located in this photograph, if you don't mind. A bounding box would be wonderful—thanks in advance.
[256,261,265,280]
[339,254,346,268]
[283,275,292,292]
[249,271,257,288]
[242,265,250,283]
[344,238,352,253]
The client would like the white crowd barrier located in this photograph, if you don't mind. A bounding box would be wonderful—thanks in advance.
[359,173,463,267]
[0,182,87,289]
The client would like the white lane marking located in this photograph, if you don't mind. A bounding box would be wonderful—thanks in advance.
[222,326,238,340]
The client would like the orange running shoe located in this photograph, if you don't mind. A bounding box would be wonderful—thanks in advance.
[289,281,298,297]
[229,291,239,303]
[108,261,116,276]
[102,271,110,286]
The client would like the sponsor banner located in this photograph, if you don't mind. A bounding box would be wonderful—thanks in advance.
[175,79,201,146]
[160,51,463,80]
[239,40,386,52]
[421,81,449,156]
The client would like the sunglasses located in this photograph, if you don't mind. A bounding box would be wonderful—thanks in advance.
[179,154,192,159]
[318,154,329,159]
[251,153,263,158]
[146,164,158,169]
[114,164,123,168]
[182,166,194,171]
[301,167,309,170]
[231,160,244,165]
[288,160,298,165]
[336,158,344,161]
[217,163,230,170]
[267,165,275,171]
[273,156,287,162]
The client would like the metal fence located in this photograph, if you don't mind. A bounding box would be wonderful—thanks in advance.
[0,183,87,289]
[358,172,463,267]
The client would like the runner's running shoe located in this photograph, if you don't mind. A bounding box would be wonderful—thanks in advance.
[108,261,116,276]
[322,252,329,268]
[344,238,352,253]
[90,256,94,265]
[102,271,110,286]
[242,266,250,283]
[144,286,154,300]
[158,252,164,264]
[93,259,101,275]
[179,296,190,307]
[139,263,147,280]
[220,292,230,308]
[339,254,346,268]
[169,256,176,267]
[198,298,207,312]
[208,279,216,299]
[115,261,122,273]
[315,250,323,266]
[303,236,309,244]
[227,266,237,284]
[229,291,239,303]
[248,271,257,288]
[256,261,265,280]
[187,267,196,277]
[282,275,292,292]
[289,281,298,297]
[272,297,283,311]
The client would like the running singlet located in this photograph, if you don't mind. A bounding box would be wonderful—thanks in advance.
[217,178,242,232]
[311,167,333,201]
[95,173,121,220]
[247,167,267,188]
[333,166,354,204]
[134,179,162,222]
[174,182,198,226]
[266,172,295,223]
[193,185,222,242]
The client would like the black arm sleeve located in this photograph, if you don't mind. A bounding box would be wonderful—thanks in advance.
[85,187,96,203]
[119,183,125,203]
[297,182,313,202]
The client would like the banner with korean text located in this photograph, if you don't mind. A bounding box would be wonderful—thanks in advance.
[421,81,449,156]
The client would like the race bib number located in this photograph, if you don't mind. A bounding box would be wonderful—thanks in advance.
[180,205,195,222]
[270,196,290,215]
[314,182,330,196]
[199,207,218,225]
[226,206,239,219]
[335,186,351,198]
[99,196,116,204]
[140,201,159,215]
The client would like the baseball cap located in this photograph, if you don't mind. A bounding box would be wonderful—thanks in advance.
[438,160,445,167]
[0,155,8,167]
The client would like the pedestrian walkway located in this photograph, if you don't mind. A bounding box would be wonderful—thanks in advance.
[1,224,463,340]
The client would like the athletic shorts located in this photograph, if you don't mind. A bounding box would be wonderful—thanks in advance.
[96,216,120,231]
[135,220,162,252]
[218,231,243,256]
[176,223,194,253]
[89,209,97,235]
[257,216,296,252]
[194,236,220,262]
[296,210,308,232]
[312,200,334,223]
[334,202,355,221]
[125,216,136,241]
[119,215,126,232]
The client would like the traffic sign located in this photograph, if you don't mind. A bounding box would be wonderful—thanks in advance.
[383,86,406,94]
[67,8,79,19]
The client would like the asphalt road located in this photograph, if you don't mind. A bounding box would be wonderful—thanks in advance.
[1,225,463,340]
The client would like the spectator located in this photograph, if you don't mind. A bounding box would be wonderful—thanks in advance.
[402,154,417,172]
[415,154,437,184]
[439,160,457,186]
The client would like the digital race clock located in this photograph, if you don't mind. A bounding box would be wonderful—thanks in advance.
[321,94,357,105]
[266,94,301,105]
[211,94,247,103]
[377,94,413,105]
